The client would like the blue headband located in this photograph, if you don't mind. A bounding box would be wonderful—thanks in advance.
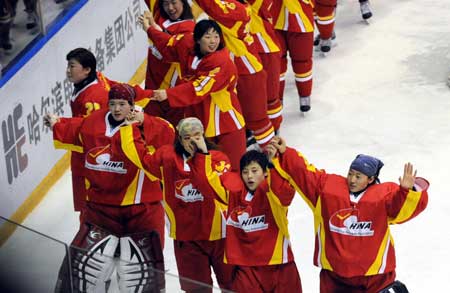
[350,154,384,178]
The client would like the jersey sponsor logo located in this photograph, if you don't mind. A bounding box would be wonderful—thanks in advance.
[85,145,127,174]
[329,208,374,236]
[174,179,204,202]
[227,205,268,232]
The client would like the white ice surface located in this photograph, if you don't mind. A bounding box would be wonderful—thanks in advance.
[5,0,450,292]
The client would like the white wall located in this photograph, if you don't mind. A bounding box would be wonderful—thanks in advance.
[0,0,148,219]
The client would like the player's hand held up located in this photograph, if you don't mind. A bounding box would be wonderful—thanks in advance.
[399,162,417,190]
[270,136,287,154]
[190,135,208,155]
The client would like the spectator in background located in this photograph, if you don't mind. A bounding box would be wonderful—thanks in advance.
[0,0,13,51]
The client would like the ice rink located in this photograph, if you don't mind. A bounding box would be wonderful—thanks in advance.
[3,0,450,291]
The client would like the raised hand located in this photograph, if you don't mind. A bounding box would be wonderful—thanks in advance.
[43,113,60,129]
[265,143,277,162]
[190,135,208,154]
[399,162,417,190]
[270,136,287,154]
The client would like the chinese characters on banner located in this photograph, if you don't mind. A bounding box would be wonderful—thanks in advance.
[1,0,142,185]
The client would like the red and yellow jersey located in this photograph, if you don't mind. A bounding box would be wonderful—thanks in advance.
[70,72,110,118]
[270,0,314,33]
[146,27,246,137]
[194,0,263,75]
[272,147,430,277]
[247,0,280,54]
[52,109,172,206]
[188,153,296,266]
[135,146,231,241]
[145,13,195,90]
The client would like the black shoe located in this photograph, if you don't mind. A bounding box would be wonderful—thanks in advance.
[1,42,13,51]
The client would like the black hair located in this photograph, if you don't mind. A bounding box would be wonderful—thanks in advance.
[159,0,193,21]
[66,48,97,80]
[240,150,269,173]
[193,19,224,58]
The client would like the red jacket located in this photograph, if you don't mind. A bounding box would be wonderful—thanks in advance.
[137,146,231,241]
[273,147,429,277]
[52,109,173,206]
[189,153,297,266]
[146,28,246,137]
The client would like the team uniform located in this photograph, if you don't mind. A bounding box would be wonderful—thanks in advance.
[195,0,276,148]
[69,72,110,212]
[146,26,246,169]
[188,153,302,292]
[69,72,155,213]
[272,147,430,292]
[123,142,234,292]
[143,0,195,126]
[52,109,174,292]
[248,0,284,131]
[271,0,314,111]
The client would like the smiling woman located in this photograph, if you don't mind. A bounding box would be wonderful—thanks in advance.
[142,17,246,170]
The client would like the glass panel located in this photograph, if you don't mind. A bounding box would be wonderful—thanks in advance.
[70,244,232,292]
[0,0,83,81]
[0,216,71,293]
[0,216,232,292]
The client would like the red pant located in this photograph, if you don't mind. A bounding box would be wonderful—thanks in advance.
[174,239,234,292]
[314,0,337,39]
[276,30,314,100]
[259,52,283,131]
[320,269,395,293]
[82,201,165,247]
[232,262,302,293]
[214,128,246,171]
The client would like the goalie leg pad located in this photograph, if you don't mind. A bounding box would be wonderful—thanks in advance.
[70,223,119,293]
[379,280,409,293]
[118,231,165,293]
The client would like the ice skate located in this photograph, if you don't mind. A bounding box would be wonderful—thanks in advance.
[314,31,336,52]
[299,96,311,112]
[360,0,373,20]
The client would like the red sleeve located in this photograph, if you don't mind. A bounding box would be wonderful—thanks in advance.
[268,168,296,206]
[166,52,233,107]
[119,124,162,181]
[188,151,234,204]
[147,27,192,63]
[141,114,175,148]
[53,117,84,152]
[272,147,326,208]
[385,178,429,224]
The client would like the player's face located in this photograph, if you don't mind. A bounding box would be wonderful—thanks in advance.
[66,59,90,84]
[241,161,266,192]
[162,0,184,20]
[180,129,203,152]
[108,99,132,122]
[198,28,220,55]
[347,169,373,193]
